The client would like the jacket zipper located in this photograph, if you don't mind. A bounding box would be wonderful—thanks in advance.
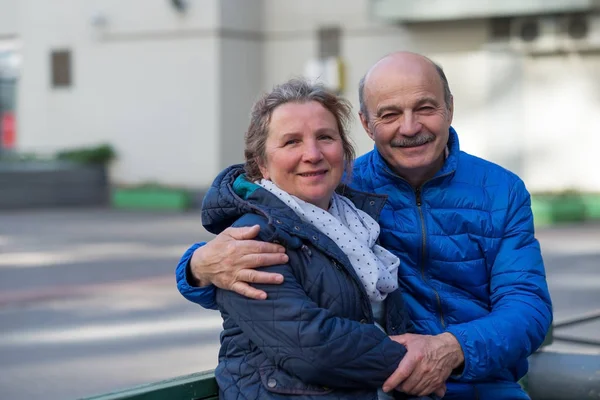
[415,187,445,328]
[380,164,453,330]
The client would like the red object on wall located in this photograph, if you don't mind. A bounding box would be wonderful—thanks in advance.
[1,112,16,149]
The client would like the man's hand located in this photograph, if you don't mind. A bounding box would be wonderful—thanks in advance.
[188,225,288,299]
[383,332,464,397]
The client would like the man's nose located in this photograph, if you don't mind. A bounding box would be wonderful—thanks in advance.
[398,112,422,136]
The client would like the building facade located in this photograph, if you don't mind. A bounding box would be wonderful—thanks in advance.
[1,0,599,192]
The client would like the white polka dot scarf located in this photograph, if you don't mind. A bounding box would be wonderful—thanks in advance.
[257,179,399,302]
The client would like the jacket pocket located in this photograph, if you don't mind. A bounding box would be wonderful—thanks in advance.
[259,360,333,396]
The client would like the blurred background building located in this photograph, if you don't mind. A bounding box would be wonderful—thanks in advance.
[1,0,599,193]
[1,3,600,399]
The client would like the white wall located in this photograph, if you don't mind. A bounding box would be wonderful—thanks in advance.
[17,0,222,187]
[0,0,18,37]
[217,0,263,169]
[262,0,493,160]
[262,0,600,192]
[521,53,600,192]
[7,0,600,191]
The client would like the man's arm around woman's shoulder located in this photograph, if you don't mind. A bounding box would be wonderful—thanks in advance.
[175,224,288,309]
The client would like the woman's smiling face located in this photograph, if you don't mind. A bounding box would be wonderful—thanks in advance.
[259,101,345,210]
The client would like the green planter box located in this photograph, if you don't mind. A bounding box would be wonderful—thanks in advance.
[112,187,192,211]
[581,193,600,220]
[549,197,586,223]
[531,194,588,226]
[531,198,554,227]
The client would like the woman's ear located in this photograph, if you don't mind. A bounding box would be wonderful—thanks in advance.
[258,159,270,180]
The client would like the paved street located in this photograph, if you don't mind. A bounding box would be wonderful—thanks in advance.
[0,209,599,400]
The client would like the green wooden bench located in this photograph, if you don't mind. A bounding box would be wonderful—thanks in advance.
[83,351,600,400]
[83,370,218,400]
[84,323,600,400]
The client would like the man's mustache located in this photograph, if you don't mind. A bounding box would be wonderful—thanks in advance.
[390,133,435,148]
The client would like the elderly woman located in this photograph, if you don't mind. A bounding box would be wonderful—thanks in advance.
[198,79,439,400]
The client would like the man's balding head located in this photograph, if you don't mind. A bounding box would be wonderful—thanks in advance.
[358,52,452,120]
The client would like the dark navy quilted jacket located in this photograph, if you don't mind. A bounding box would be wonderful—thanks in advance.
[200,166,433,400]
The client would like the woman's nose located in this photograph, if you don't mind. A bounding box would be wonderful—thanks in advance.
[302,142,324,162]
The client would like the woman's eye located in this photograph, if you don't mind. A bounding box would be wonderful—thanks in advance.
[284,139,299,146]
[319,135,334,141]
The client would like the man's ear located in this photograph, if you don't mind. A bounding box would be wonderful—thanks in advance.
[447,95,454,124]
[359,112,375,141]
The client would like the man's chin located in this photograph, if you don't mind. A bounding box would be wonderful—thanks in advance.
[389,156,437,173]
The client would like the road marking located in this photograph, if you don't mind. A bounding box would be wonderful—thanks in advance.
[547,273,600,289]
[0,235,10,246]
[0,243,186,268]
[0,275,175,307]
[0,314,224,346]
[539,237,600,255]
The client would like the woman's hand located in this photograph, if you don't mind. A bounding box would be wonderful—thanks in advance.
[188,225,288,299]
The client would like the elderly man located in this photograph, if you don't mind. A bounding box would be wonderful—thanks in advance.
[176,52,552,399]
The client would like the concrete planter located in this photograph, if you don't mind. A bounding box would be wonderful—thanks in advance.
[0,161,109,209]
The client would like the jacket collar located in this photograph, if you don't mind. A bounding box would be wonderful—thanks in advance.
[202,164,387,235]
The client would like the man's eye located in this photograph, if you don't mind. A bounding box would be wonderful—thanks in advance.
[381,113,396,119]
[419,106,434,111]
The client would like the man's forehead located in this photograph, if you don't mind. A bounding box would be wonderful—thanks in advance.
[365,74,443,108]
[368,63,438,89]
[361,53,445,111]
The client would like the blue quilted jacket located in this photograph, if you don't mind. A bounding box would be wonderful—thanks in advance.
[350,128,552,398]
[198,166,436,400]
[176,128,552,399]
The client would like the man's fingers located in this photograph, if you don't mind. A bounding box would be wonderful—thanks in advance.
[238,269,284,285]
[235,238,286,255]
[256,240,286,253]
[398,371,422,394]
[224,225,262,240]
[390,333,414,346]
[230,281,267,300]
[402,373,443,397]
[240,252,289,269]
[382,356,417,392]
[434,384,446,398]
[223,228,286,259]
[415,381,445,398]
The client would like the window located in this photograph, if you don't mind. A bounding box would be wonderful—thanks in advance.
[318,27,341,59]
[51,49,72,88]
[489,17,512,41]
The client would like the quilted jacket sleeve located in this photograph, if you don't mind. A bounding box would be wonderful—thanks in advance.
[446,178,553,381]
[175,242,218,310]
[217,260,408,389]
